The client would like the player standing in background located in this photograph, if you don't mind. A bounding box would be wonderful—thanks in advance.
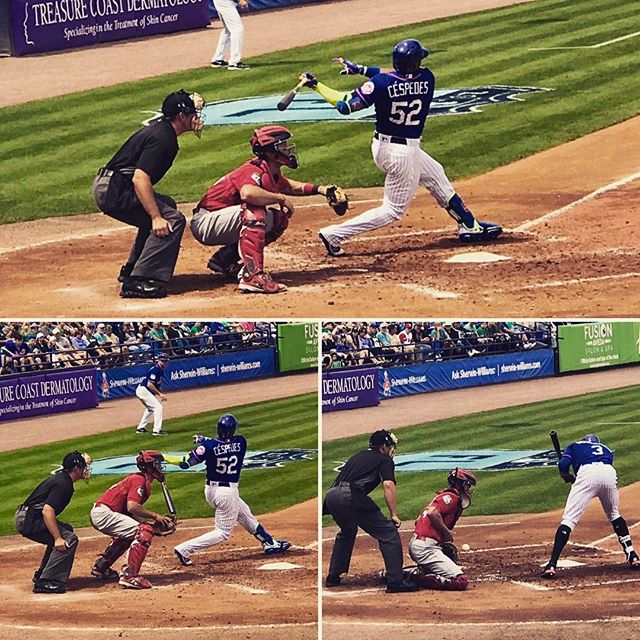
[323,429,419,593]
[172,414,291,566]
[210,0,250,70]
[135,354,169,436]
[299,38,502,257]
[542,434,640,578]
[404,468,475,590]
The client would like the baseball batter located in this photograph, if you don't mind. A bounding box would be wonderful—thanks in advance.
[405,468,475,591]
[135,354,169,435]
[299,38,502,256]
[90,451,175,589]
[172,414,291,566]
[542,434,640,578]
[210,0,250,70]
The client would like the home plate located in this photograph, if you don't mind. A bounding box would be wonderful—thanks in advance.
[445,252,511,263]
[539,559,586,568]
[258,561,303,570]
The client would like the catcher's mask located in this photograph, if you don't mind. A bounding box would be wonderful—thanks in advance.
[62,450,92,481]
[251,125,299,169]
[136,450,166,482]
[161,89,206,138]
[369,429,398,457]
[217,413,238,442]
[392,38,429,76]
[447,467,476,509]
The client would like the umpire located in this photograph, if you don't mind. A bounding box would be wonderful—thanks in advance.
[93,89,205,299]
[324,429,418,593]
[15,451,91,594]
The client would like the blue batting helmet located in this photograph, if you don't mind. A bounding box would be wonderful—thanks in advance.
[217,414,238,441]
[583,434,600,444]
[392,38,429,75]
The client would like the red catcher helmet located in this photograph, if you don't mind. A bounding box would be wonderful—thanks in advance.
[447,467,476,508]
[136,450,165,482]
[250,125,299,169]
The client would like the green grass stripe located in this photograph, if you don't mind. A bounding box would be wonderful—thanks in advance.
[322,384,640,524]
[0,392,317,536]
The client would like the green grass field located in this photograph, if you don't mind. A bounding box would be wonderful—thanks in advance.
[0,392,317,537]
[322,384,640,525]
[2,0,640,224]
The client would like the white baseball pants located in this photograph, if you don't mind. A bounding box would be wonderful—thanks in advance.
[173,483,259,557]
[408,535,462,579]
[320,135,456,244]
[90,504,139,540]
[561,462,620,530]
[212,0,244,65]
[135,385,163,434]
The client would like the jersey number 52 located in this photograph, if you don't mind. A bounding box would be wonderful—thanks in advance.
[389,100,423,126]
[216,456,239,475]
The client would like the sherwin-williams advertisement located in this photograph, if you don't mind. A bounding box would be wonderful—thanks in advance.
[558,322,640,372]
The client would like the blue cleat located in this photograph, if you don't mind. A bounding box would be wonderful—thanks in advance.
[264,540,292,555]
[458,220,502,242]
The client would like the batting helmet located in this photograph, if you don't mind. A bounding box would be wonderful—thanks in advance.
[156,353,169,363]
[250,125,299,169]
[582,434,600,444]
[136,450,165,482]
[392,38,429,75]
[369,429,398,449]
[217,414,238,442]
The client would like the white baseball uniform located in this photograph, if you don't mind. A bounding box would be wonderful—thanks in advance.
[211,0,244,66]
[136,385,163,434]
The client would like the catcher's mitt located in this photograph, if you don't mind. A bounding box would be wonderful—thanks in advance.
[325,185,349,216]
[441,542,459,562]
[153,514,177,537]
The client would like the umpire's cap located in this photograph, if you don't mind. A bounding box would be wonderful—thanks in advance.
[161,89,198,118]
[62,450,88,471]
[369,429,398,449]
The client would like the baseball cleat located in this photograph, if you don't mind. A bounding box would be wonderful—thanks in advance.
[91,566,119,580]
[386,579,420,593]
[210,59,228,67]
[119,574,152,589]
[263,540,291,554]
[117,262,134,283]
[541,565,556,579]
[207,247,242,279]
[319,232,346,257]
[33,579,66,594]
[325,574,342,587]
[152,430,168,436]
[628,553,640,570]
[228,62,250,70]
[238,271,287,294]
[120,278,167,299]
[174,549,193,567]
[135,428,147,434]
[458,220,503,242]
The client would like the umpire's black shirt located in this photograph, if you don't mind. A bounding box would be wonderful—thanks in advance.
[22,471,75,515]
[106,119,179,185]
[333,448,396,495]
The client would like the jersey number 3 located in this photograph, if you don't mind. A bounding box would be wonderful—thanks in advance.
[389,99,422,126]
[216,455,239,475]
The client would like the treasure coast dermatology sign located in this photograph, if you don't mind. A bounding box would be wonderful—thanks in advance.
[12,0,209,55]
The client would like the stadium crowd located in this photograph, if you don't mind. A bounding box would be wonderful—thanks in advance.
[322,321,553,370]
[0,321,275,376]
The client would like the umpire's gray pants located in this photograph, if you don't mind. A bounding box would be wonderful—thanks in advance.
[324,484,404,587]
[93,175,186,283]
[15,506,78,584]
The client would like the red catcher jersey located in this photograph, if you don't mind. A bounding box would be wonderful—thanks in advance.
[95,473,152,514]
[413,489,463,543]
[196,158,291,211]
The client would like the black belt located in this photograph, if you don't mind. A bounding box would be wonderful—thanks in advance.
[374,132,408,145]
[97,167,134,178]
[207,480,230,487]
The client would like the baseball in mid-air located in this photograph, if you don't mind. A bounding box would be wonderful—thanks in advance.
[461,543,471,552]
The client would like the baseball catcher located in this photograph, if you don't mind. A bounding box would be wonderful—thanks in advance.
[387,467,476,591]
[89,450,176,589]
[542,434,640,578]
[189,125,349,293]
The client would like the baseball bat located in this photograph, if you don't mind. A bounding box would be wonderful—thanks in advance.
[160,480,177,517]
[549,430,562,459]
[276,78,306,111]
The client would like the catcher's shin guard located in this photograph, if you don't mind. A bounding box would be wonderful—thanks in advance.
[124,522,154,576]
[265,207,290,245]
[239,204,267,277]
[417,572,468,591]
[93,536,130,576]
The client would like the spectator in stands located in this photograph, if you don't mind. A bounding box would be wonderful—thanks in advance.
[189,322,210,351]
[52,328,83,368]
[398,322,417,363]
[166,322,187,357]
[122,324,152,361]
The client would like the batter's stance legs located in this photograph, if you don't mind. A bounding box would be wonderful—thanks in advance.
[542,524,571,577]
[612,516,640,568]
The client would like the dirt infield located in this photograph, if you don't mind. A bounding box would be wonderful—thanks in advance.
[322,487,640,640]
[0,500,317,640]
[2,115,639,316]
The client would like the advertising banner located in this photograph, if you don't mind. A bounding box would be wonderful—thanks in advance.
[98,349,275,400]
[558,322,640,372]
[379,349,555,398]
[0,367,98,422]
[322,367,379,413]
[11,0,209,55]
[277,323,318,373]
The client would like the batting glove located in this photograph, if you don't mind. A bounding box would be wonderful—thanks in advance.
[299,72,318,88]
[332,56,365,75]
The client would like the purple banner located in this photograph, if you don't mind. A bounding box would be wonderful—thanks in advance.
[11,0,209,55]
[0,367,98,422]
[322,367,379,413]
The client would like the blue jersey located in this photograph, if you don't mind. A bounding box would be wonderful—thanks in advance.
[559,439,613,474]
[355,67,435,139]
[139,364,163,390]
[188,435,248,483]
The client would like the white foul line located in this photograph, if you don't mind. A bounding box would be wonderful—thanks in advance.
[514,171,640,232]
[530,30,640,50]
